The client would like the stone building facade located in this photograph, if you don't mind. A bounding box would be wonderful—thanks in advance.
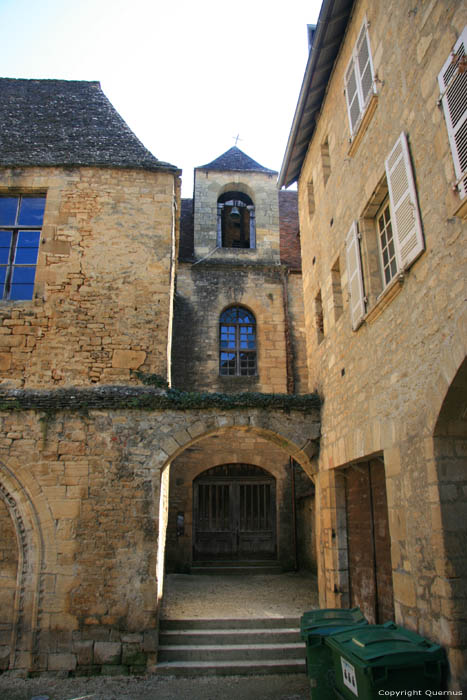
[279,0,467,688]
[168,148,313,573]
[0,80,319,676]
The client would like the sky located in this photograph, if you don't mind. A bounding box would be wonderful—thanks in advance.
[0,0,321,197]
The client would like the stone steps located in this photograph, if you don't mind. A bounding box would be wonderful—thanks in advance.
[190,560,283,576]
[156,617,306,676]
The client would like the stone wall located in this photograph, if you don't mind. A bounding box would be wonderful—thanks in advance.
[0,401,319,674]
[172,262,290,393]
[296,0,467,686]
[0,166,179,389]
[193,169,280,264]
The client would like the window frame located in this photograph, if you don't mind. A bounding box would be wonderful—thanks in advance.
[0,194,45,301]
[346,133,424,329]
[219,306,257,377]
[437,25,467,207]
[344,18,377,140]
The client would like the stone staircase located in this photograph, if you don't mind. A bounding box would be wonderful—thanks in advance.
[189,560,283,576]
[156,617,306,676]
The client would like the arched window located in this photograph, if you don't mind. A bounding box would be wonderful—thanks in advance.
[217,191,255,249]
[219,306,256,376]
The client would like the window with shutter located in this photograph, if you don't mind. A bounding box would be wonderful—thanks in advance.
[346,221,366,330]
[384,132,424,272]
[438,26,467,202]
[344,19,376,138]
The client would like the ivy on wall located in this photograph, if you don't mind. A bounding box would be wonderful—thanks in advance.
[0,373,320,417]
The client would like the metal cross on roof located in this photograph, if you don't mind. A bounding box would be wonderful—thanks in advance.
[233,134,242,146]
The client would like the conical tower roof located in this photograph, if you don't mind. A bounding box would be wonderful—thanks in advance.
[196,146,277,174]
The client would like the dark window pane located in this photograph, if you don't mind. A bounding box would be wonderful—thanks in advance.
[0,231,12,264]
[0,268,7,283]
[14,247,39,265]
[12,266,36,284]
[18,197,46,226]
[0,197,19,225]
[10,283,34,300]
[17,230,40,247]
[0,283,4,299]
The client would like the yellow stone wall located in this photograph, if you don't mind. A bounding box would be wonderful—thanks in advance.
[0,166,179,388]
[297,0,466,685]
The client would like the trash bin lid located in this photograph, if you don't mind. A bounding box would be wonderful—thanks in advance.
[326,623,446,667]
[300,607,368,639]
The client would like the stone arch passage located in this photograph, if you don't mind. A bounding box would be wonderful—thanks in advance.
[432,356,467,688]
[0,495,19,671]
[0,466,44,674]
[158,414,319,576]
[192,463,277,562]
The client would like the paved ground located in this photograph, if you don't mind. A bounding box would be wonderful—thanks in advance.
[0,673,311,700]
[161,570,319,619]
[0,571,318,700]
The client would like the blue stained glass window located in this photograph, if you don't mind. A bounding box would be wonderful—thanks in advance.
[17,198,46,226]
[10,283,34,301]
[0,195,45,300]
[0,198,19,226]
[0,231,12,264]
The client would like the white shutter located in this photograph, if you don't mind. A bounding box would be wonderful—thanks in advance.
[438,26,467,199]
[385,132,424,271]
[345,58,361,135]
[356,22,375,107]
[346,221,366,329]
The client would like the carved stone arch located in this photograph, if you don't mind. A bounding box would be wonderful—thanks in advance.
[217,181,256,203]
[0,463,44,673]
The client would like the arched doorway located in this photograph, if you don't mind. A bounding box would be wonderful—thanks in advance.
[0,496,19,671]
[193,464,276,561]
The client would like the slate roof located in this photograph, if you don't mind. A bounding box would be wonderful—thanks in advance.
[196,146,277,174]
[0,78,178,172]
[278,0,354,188]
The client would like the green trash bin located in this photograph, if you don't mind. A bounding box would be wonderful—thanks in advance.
[300,608,368,700]
[326,622,447,698]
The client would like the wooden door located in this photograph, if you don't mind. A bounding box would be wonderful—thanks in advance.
[193,464,276,561]
[345,459,394,623]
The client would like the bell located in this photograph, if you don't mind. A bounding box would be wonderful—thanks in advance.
[229,205,241,221]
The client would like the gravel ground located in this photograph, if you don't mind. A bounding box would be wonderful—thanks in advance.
[0,572,317,699]
[0,673,310,700]
[161,571,319,619]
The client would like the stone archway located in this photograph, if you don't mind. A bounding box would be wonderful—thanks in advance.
[0,464,44,673]
[431,356,467,688]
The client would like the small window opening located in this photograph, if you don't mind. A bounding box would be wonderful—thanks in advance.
[315,291,324,344]
[307,180,315,217]
[217,191,255,249]
[321,138,331,186]
[331,257,343,321]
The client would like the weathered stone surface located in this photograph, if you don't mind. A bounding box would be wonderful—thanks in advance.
[93,642,121,665]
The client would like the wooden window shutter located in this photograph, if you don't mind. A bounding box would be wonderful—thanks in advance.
[385,132,424,271]
[356,22,374,107]
[438,26,467,200]
[345,58,361,135]
[346,221,366,329]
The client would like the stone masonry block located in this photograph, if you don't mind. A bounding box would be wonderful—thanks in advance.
[93,641,122,665]
[48,653,77,671]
